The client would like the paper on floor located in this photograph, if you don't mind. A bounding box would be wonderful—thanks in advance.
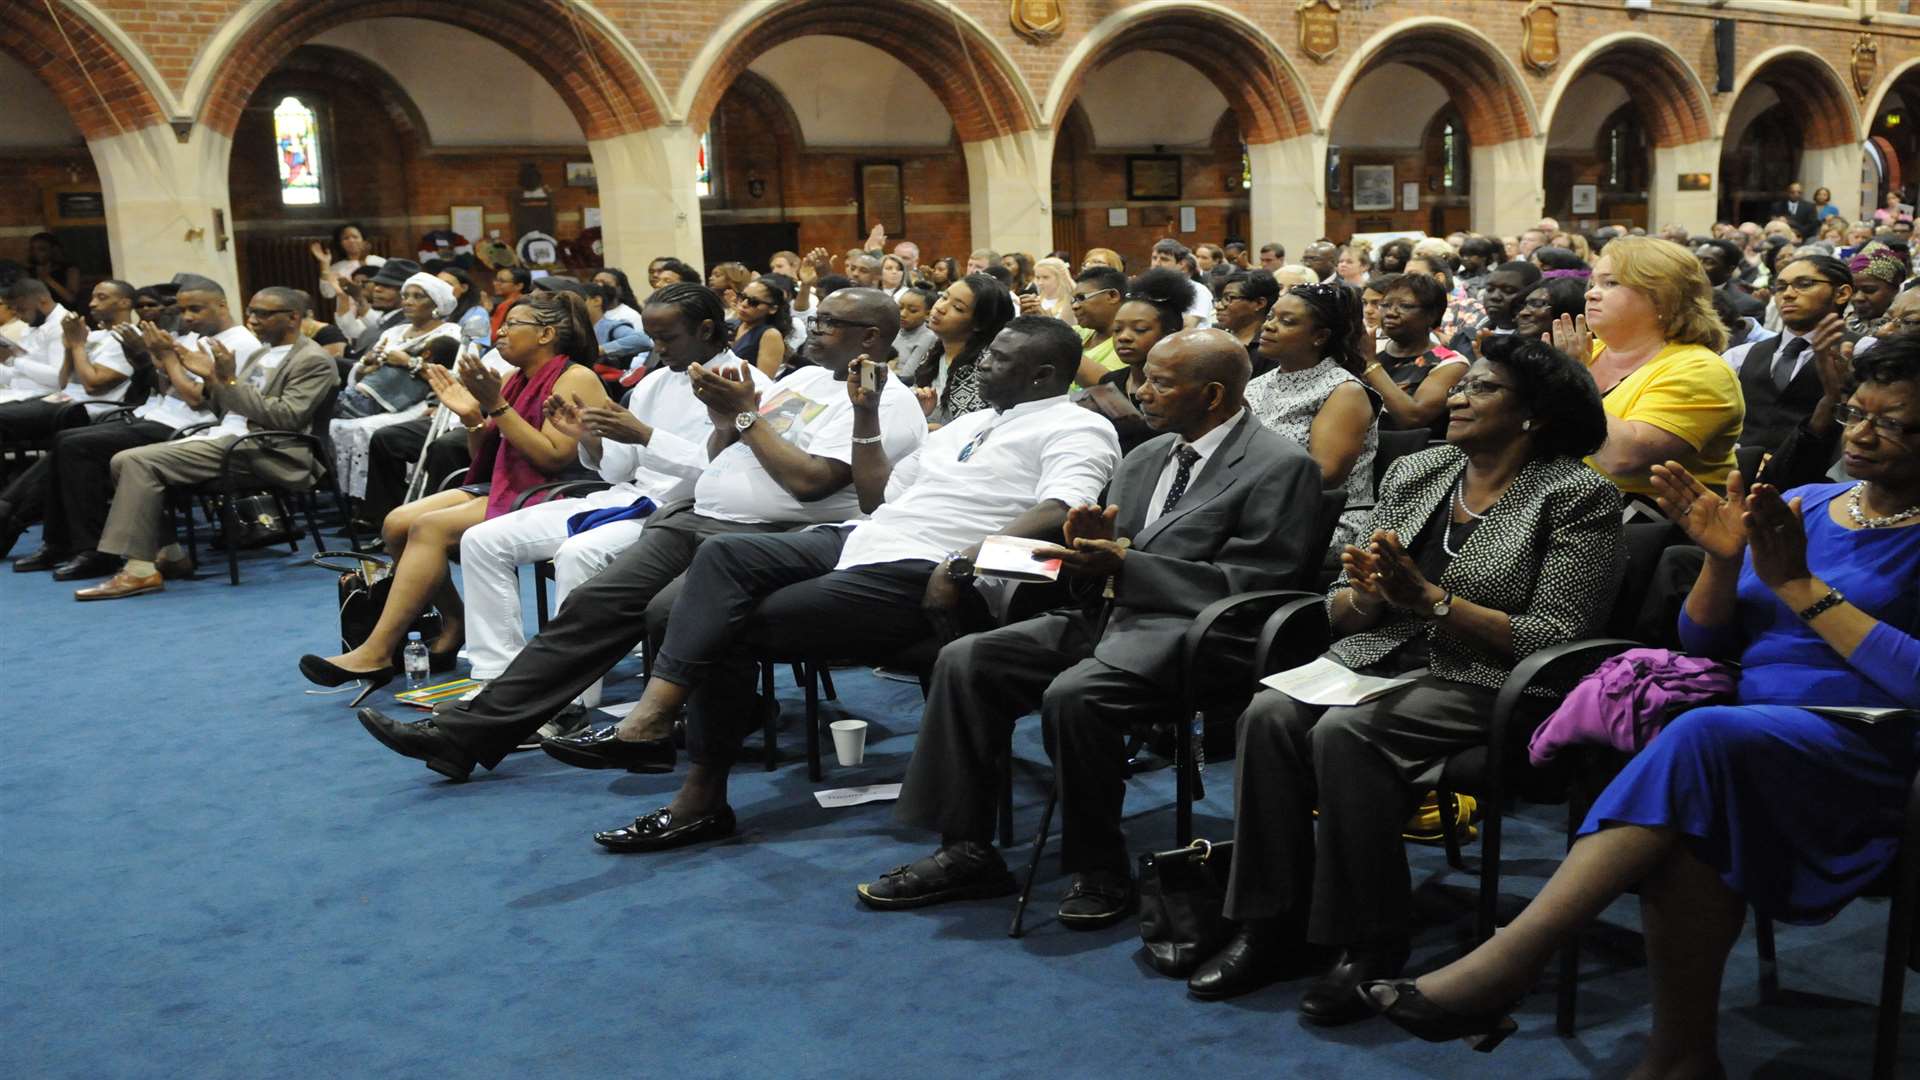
[814,783,903,808]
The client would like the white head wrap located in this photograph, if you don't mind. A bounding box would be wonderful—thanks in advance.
[403,272,457,318]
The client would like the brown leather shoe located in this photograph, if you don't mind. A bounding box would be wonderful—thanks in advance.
[74,570,164,601]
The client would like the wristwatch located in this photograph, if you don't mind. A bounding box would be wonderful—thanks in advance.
[945,552,976,584]
[1429,589,1453,619]
[734,410,758,434]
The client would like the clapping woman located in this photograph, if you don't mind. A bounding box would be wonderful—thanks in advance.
[300,292,609,693]
[1365,336,1920,1075]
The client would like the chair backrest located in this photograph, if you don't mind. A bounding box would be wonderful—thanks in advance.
[1306,489,1347,588]
[1373,428,1431,490]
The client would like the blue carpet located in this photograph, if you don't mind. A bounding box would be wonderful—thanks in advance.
[0,524,1909,1078]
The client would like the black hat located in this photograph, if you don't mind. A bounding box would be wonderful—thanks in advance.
[370,258,422,287]
[531,274,588,297]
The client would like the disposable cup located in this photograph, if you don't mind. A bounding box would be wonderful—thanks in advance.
[830,719,868,766]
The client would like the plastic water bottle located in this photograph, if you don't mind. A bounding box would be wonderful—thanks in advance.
[403,632,430,690]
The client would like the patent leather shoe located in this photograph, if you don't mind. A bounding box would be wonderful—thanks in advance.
[1186,920,1305,1000]
[593,805,736,852]
[1299,939,1410,1026]
[12,545,64,572]
[356,707,476,782]
[540,724,675,773]
[52,550,121,581]
[74,570,163,601]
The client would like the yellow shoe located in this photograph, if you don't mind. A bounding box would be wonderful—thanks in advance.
[1402,791,1478,844]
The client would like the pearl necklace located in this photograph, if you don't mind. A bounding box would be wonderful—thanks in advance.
[1443,479,1495,557]
[1846,482,1920,529]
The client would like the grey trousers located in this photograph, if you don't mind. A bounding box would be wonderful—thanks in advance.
[1224,676,1497,946]
[893,611,1174,874]
[97,436,300,561]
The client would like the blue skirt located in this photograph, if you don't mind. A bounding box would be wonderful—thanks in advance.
[1580,705,1920,924]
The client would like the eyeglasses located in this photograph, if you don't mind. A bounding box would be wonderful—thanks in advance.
[1450,377,1514,401]
[1774,277,1835,294]
[740,295,774,309]
[1216,292,1251,304]
[1834,403,1920,440]
[812,313,879,333]
[501,318,544,331]
[246,307,294,318]
[1070,288,1117,305]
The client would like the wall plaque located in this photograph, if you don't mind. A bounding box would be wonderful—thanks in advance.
[1298,0,1340,64]
[1854,35,1879,99]
[1521,1,1559,73]
[1010,0,1064,44]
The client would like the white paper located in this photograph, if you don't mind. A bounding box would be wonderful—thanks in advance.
[1806,706,1918,725]
[1107,207,1128,227]
[1401,182,1420,212]
[583,207,602,230]
[974,534,1062,582]
[813,783,903,808]
[598,701,639,717]
[1260,657,1420,707]
[450,205,484,240]
[1179,205,1197,233]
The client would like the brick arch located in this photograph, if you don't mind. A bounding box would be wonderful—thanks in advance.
[1046,7,1313,145]
[713,70,805,210]
[1861,56,1920,143]
[198,0,662,141]
[1724,47,1859,150]
[685,0,1035,143]
[1544,35,1714,150]
[0,3,166,141]
[1323,20,1538,145]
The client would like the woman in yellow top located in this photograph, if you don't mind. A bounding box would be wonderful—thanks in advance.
[1551,236,1744,498]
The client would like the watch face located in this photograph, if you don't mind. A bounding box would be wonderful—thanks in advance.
[734,411,756,432]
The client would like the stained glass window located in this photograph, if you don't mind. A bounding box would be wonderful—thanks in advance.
[696,130,713,198]
[274,96,323,207]
[1441,120,1457,191]
[1240,144,1252,191]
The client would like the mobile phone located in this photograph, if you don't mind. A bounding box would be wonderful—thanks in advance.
[858,356,879,393]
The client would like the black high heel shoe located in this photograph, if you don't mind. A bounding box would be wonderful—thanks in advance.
[1359,979,1518,1053]
[300,654,399,708]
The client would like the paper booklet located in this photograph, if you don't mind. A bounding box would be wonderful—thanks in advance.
[1805,706,1919,725]
[757,388,826,438]
[394,677,483,709]
[1261,657,1422,707]
[974,535,1063,582]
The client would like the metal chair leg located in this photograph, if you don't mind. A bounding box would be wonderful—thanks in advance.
[533,564,551,629]
[218,486,241,586]
[761,661,777,771]
[1437,788,1466,871]
[1009,781,1060,939]
[819,666,837,701]
[997,755,1014,848]
[1755,912,1779,1004]
[1475,796,1505,943]
[803,662,823,783]
[1174,713,1197,845]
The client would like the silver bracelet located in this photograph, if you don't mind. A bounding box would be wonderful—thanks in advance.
[851,433,884,445]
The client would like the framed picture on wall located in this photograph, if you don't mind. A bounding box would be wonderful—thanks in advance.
[1353,165,1395,212]
[565,162,597,189]
[857,160,906,236]
[1571,184,1599,215]
[1127,155,1182,200]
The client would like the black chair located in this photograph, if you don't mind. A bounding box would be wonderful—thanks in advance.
[1007,488,1347,937]
[506,478,614,629]
[1373,427,1433,490]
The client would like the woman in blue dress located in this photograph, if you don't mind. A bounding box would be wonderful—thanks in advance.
[1362,335,1920,1076]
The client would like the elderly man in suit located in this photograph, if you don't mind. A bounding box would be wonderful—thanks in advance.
[70,286,340,599]
[858,328,1323,927]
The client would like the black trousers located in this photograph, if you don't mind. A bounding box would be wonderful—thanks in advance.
[893,611,1172,875]
[24,417,176,552]
[650,527,982,769]
[1224,678,1496,946]
[360,418,468,523]
[433,506,787,768]
[0,398,71,445]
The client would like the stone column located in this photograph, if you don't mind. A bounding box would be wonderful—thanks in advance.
[590,124,706,293]
[1800,141,1866,222]
[963,129,1053,258]
[1246,133,1328,259]
[1470,137,1546,239]
[91,125,240,297]
[1649,138,1722,236]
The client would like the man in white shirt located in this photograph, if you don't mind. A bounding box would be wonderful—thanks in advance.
[0,277,135,426]
[576,316,1124,853]
[1151,239,1215,328]
[455,283,771,700]
[355,287,927,781]
[858,330,1324,943]
[10,276,257,574]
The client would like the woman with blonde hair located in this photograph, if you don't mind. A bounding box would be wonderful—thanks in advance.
[1031,256,1073,318]
[707,261,752,309]
[1337,241,1373,286]
[1081,247,1124,273]
[1549,235,1743,501]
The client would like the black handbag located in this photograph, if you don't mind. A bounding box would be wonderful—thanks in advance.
[220,491,296,549]
[313,552,441,659]
[1137,838,1236,978]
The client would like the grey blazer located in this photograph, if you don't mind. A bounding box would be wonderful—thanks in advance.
[1094,411,1324,684]
[203,335,341,487]
[1328,444,1624,693]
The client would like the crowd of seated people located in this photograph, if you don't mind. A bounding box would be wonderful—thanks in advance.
[11,191,1920,1076]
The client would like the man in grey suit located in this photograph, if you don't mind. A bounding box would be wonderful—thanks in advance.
[858,328,1323,926]
[71,286,340,600]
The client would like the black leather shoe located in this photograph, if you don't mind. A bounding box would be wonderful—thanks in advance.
[857,841,1017,910]
[540,724,675,773]
[1058,870,1138,930]
[52,551,122,581]
[1299,939,1411,1026]
[593,805,735,852]
[1187,920,1301,1000]
[12,545,64,572]
[357,707,477,782]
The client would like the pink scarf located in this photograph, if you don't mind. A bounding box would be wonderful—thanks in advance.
[482,354,571,519]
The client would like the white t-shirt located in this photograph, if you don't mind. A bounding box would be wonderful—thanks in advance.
[62,323,138,403]
[695,364,926,525]
[3,303,71,393]
[836,394,1121,570]
[318,254,385,299]
[583,357,771,506]
[137,325,264,429]
[1184,279,1216,329]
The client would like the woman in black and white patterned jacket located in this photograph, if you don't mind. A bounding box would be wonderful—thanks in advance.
[1185,335,1624,1021]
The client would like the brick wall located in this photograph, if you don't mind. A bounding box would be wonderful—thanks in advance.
[0,152,100,264]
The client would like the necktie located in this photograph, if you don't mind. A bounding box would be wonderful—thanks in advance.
[1772,336,1809,392]
[1161,445,1201,515]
